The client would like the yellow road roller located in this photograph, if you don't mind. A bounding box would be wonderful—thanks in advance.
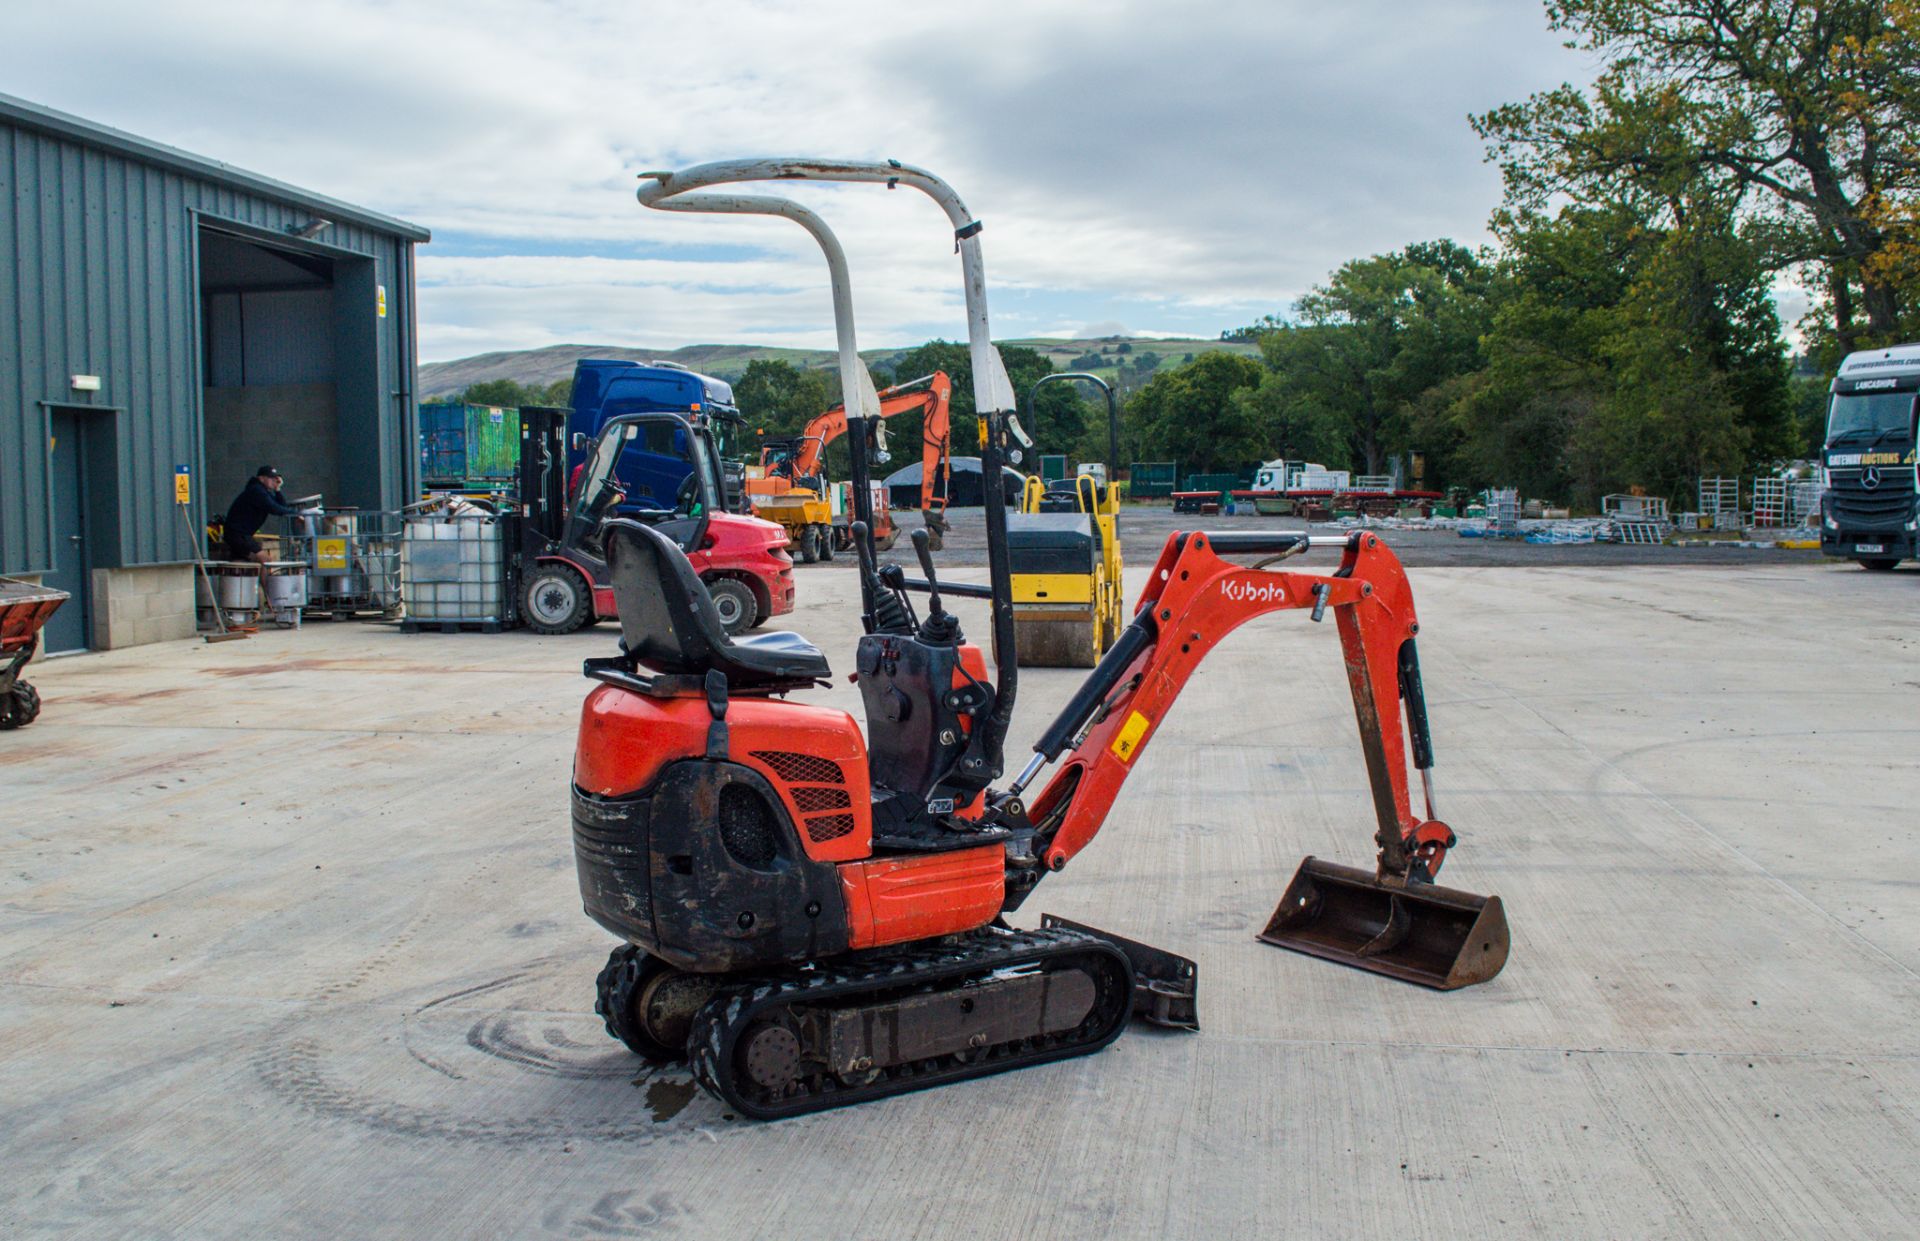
[1008,472,1124,667]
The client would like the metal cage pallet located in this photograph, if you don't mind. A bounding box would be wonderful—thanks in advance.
[278,510,403,618]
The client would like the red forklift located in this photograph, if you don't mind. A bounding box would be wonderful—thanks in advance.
[513,407,794,635]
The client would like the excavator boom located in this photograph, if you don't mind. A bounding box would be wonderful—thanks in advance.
[781,372,951,517]
[1018,528,1508,990]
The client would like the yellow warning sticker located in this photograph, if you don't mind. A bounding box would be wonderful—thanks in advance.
[1110,710,1150,763]
[315,536,349,572]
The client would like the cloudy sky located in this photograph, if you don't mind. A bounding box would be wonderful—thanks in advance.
[2,1,1597,362]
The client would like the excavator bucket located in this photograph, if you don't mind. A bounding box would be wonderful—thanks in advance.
[1258,857,1509,990]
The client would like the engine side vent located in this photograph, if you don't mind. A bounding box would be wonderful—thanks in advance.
[804,813,856,844]
[718,782,780,869]
[752,750,846,785]
[790,786,852,813]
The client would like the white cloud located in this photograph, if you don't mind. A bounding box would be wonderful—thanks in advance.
[1,0,1594,360]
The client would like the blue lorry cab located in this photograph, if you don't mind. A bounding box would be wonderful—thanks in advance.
[568,360,738,514]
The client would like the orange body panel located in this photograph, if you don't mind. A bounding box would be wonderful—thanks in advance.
[839,845,1005,950]
[573,684,874,863]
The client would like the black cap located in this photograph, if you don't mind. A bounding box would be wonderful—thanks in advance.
[256,465,282,479]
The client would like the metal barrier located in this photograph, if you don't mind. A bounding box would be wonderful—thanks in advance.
[1699,476,1743,531]
[279,509,403,618]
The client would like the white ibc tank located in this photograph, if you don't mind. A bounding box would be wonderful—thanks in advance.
[402,517,505,623]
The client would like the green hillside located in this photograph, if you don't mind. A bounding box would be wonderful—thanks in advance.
[417,336,1258,399]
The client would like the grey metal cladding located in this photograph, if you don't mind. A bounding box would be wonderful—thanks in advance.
[0,91,428,575]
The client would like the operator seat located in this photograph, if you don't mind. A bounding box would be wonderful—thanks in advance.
[603,519,829,688]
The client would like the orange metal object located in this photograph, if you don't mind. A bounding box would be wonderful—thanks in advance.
[1028,531,1445,877]
[748,372,953,518]
[839,845,1005,950]
[573,683,873,863]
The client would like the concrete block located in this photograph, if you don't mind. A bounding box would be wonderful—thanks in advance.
[152,609,196,643]
[89,565,197,649]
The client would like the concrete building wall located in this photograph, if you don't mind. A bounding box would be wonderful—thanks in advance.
[203,383,341,509]
[205,289,337,388]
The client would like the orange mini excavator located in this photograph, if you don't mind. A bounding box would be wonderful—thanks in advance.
[747,371,954,554]
[567,158,1509,1119]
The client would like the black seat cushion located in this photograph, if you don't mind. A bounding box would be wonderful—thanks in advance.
[603,519,829,687]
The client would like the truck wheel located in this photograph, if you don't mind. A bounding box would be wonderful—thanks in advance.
[796,526,818,564]
[1858,558,1900,571]
[816,524,835,561]
[706,577,757,635]
[0,681,40,729]
[523,564,592,634]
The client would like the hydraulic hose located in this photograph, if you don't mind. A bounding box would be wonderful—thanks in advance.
[977,409,1018,775]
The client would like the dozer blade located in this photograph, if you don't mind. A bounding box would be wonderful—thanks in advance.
[1258,857,1508,990]
[1041,913,1198,1029]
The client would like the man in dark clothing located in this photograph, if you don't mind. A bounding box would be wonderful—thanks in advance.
[224,466,299,563]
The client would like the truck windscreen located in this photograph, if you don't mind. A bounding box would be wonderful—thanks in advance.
[1828,390,1916,440]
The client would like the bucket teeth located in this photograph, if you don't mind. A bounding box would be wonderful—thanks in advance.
[1259,856,1509,990]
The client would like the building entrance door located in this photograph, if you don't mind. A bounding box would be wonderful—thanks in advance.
[44,409,91,653]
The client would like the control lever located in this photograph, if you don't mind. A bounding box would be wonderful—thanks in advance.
[910,527,960,645]
[911,528,944,616]
[854,520,913,634]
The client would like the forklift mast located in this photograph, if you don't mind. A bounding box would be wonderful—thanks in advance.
[517,406,570,543]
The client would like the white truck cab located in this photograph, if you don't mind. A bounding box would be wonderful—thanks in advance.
[1822,343,1920,570]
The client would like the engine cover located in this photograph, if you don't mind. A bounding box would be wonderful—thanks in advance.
[573,759,850,973]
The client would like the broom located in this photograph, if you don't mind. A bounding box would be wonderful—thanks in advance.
[178,502,249,643]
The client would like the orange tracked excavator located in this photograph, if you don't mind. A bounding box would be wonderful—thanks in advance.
[746,372,953,557]
[567,158,1510,1120]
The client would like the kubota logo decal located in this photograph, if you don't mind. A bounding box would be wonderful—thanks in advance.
[1220,578,1288,604]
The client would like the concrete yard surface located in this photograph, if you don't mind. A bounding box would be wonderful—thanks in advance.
[2,557,1917,1239]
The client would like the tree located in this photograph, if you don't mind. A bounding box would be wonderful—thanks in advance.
[1447,203,1794,504]
[1126,351,1267,474]
[732,359,832,442]
[1245,241,1494,476]
[1474,1,1920,351]
[456,377,572,408]
[1222,316,1286,342]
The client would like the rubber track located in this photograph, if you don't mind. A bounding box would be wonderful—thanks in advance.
[687,926,1133,1119]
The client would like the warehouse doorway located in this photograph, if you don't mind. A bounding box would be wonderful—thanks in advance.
[41,406,121,652]
[197,225,381,514]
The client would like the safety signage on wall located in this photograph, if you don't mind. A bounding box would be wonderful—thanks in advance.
[376,285,387,318]
[174,465,191,504]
